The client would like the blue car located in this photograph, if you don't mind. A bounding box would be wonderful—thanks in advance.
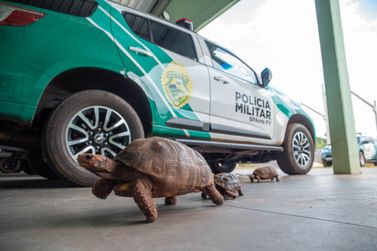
[321,136,377,167]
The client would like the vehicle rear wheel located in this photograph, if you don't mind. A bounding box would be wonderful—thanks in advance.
[359,152,366,167]
[21,163,35,175]
[277,123,314,175]
[0,158,22,173]
[27,149,61,179]
[207,160,237,174]
[42,90,144,186]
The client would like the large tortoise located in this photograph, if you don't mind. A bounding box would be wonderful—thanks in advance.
[78,137,224,223]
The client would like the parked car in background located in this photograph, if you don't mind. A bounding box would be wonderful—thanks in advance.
[321,135,377,167]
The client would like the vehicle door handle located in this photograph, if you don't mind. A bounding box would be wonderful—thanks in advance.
[213,76,229,84]
[129,46,153,57]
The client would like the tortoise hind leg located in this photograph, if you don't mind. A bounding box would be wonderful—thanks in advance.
[201,184,224,205]
[92,178,117,199]
[275,176,280,182]
[114,178,157,223]
[165,196,177,205]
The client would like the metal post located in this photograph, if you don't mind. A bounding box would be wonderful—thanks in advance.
[314,0,360,174]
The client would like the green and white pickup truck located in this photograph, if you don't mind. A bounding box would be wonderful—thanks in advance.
[0,0,315,186]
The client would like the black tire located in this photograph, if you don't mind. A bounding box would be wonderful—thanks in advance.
[27,149,61,179]
[321,160,332,167]
[208,160,237,174]
[359,152,366,167]
[277,123,314,175]
[0,158,22,173]
[42,90,144,186]
[21,162,35,175]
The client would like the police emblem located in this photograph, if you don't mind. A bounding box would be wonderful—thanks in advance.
[161,62,192,109]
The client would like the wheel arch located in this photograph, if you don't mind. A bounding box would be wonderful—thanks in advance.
[33,67,152,136]
[287,114,316,144]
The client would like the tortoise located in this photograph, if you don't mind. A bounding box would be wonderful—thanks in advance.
[202,172,243,199]
[77,137,224,223]
[249,166,279,183]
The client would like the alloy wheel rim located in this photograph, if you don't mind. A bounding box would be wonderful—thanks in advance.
[292,131,311,168]
[65,106,131,161]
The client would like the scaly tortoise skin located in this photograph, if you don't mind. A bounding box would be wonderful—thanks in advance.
[78,137,224,223]
[249,166,279,183]
[202,173,243,199]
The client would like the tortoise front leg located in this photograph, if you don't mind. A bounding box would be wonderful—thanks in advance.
[134,178,158,223]
[201,192,207,199]
[238,189,244,196]
[165,196,177,205]
[216,185,237,199]
[222,189,237,199]
[201,183,224,205]
[114,178,157,223]
[92,178,117,199]
[133,178,157,223]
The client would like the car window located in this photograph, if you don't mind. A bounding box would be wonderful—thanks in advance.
[122,12,197,61]
[123,13,150,41]
[205,41,257,84]
[149,21,197,61]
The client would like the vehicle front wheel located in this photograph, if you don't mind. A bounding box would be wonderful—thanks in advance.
[359,152,366,167]
[277,123,314,175]
[28,149,61,179]
[42,90,144,186]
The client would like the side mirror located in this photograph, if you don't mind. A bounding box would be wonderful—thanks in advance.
[261,68,272,87]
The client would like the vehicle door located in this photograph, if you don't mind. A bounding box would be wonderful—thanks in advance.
[204,41,275,142]
[108,4,211,135]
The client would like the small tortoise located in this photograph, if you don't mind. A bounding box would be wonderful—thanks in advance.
[78,137,224,223]
[249,166,279,183]
[202,173,243,199]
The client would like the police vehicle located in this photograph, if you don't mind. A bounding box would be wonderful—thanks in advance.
[0,0,315,185]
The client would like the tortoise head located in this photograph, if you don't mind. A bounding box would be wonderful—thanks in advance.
[78,154,117,174]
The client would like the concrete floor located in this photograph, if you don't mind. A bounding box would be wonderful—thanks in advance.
[1,166,377,251]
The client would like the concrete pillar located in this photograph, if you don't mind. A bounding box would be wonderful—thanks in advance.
[314,0,360,174]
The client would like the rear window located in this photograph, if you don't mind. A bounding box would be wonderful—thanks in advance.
[8,0,98,17]
[123,12,197,61]
[124,13,150,41]
[149,20,197,61]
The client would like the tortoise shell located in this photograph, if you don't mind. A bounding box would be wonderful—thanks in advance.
[114,137,213,196]
[252,166,278,179]
[214,173,241,191]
